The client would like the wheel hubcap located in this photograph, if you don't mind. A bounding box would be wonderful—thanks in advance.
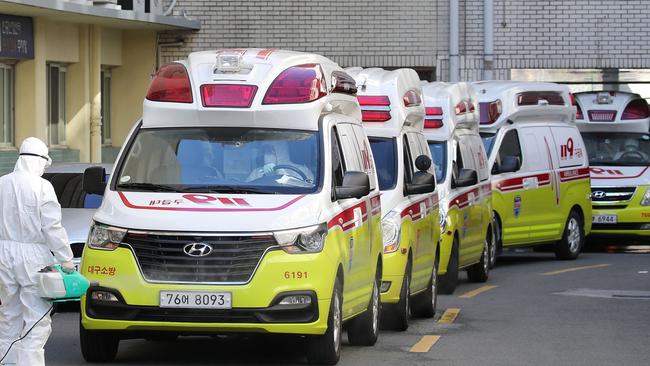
[567,218,581,253]
[333,293,341,352]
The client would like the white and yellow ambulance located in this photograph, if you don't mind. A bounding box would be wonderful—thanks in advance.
[421,81,492,295]
[79,49,384,365]
[346,67,439,330]
[475,81,592,260]
[574,91,650,237]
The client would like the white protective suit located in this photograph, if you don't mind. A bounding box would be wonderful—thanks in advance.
[0,137,73,366]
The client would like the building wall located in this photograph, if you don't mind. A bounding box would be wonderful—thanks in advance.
[162,0,650,81]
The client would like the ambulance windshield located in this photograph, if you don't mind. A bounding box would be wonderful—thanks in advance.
[368,137,397,190]
[116,127,320,194]
[427,141,447,183]
[480,133,497,156]
[582,132,650,166]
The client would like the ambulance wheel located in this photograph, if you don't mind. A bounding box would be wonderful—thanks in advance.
[347,274,380,346]
[307,278,342,365]
[467,232,490,283]
[381,260,411,331]
[79,322,119,362]
[488,223,498,269]
[555,210,584,260]
[438,238,459,295]
[410,255,438,318]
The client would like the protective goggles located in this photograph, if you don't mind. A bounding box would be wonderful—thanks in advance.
[20,153,53,167]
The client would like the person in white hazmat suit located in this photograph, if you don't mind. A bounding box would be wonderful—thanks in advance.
[0,137,75,366]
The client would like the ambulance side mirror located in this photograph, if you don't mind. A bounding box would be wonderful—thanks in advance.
[335,171,370,200]
[406,171,436,195]
[497,155,520,174]
[83,167,107,196]
[455,169,478,188]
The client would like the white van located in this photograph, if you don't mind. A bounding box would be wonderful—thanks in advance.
[421,81,492,295]
[80,49,384,365]
[346,67,439,330]
[574,91,650,238]
[475,81,592,260]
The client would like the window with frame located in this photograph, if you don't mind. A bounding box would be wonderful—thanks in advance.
[496,129,523,172]
[402,135,414,185]
[331,127,346,189]
[0,63,14,147]
[47,64,67,146]
[101,68,112,145]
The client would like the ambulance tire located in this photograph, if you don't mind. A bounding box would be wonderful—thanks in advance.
[347,274,380,346]
[438,239,459,295]
[79,321,119,362]
[467,232,490,283]
[555,210,584,260]
[410,254,438,318]
[488,221,498,269]
[381,260,411,331]
[307,278,342,365]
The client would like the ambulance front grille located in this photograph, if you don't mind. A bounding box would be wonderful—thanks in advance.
[591,187,637,203]
[123,233,279,284]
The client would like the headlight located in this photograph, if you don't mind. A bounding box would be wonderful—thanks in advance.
[382,211,401,253]
[641,187,650,206]
[274,224,327,254]
[439,206,448,233]
[88,223,127,251]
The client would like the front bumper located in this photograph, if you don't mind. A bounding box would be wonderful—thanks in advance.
[591,205,650,237]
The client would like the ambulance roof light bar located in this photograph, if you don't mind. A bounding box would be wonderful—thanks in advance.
[146,63,193,103]
[262,63,327,105]
[424,106,443,129]
[357,96,391,122]
[201,84,258,108]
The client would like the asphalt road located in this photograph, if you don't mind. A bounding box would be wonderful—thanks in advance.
[43,242,650,366]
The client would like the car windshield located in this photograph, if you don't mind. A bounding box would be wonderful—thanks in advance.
[368,137,397,190]
[480,133,497,156]
[581,132,650,166]
[116,127,321,194]
[427,141,447,183]
[42,172,104,209]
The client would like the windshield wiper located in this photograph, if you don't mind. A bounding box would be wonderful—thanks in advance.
[179,185,275,194]
[117,183,179,192]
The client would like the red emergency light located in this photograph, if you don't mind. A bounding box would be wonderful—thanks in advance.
[357,96,391,122]
[262,64,327,104]
[403,89,422,107]
[570,93,584,120]
[424,107,444,128]
[517,91,565,106]
[146,63,193,103]
[200,84,258,108]
[622,99,650,120]
[479,99,502,124]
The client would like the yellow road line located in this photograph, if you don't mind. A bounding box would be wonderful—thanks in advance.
[409,335,441,353]
[459,285,498,299]
[437,308,460,324]
[541,264,611,276]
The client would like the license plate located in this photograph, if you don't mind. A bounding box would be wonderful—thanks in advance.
[592,215,617,224]
[159,291,232,309]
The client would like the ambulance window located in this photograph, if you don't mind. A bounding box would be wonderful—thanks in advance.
[351,125,377,191]
[369,137,397,190]
[331,127,345,188]
[403,136,414,184]
[480,132,497,155]
[521,129,550,171]
[496,129,522,171]
[428,141,447,183]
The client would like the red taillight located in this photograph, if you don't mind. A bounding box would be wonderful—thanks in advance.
[331,71,357,95]
[358,96,391,122]
[455,101,467,115]
[403,89,422,107]
[146,63,193,103]
[262,64,327,105]
[200,84,258,108]
[479,100,502,124]
[571,93,584,120]
[622,99,650,120]
[424,107,444,129]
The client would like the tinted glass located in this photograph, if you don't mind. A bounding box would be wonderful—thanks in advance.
[480,132,497,156]
[116,127,320,194]
[427,141,447,183]
[582,132,650,166]
[368,137,397,190]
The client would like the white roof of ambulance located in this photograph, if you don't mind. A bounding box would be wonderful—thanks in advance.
[143,48,361,130]
[345,67,425,138]
[574,91,650,134]
[473,81,575,133]
[421,81,479,142]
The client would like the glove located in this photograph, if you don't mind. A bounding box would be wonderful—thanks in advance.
[262,163,276,175]
[61,261,76,274]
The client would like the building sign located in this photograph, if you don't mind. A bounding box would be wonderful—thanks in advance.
[0,14,33,59]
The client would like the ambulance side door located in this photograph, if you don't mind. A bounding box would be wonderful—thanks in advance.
[457,134,483,257]
[466,133,491,260]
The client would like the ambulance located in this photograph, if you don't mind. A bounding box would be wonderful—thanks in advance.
[79,49,384,365]
[346,67,439,330]
[421,81,492,295]
[474,81,592,260]
[573,91,650,237]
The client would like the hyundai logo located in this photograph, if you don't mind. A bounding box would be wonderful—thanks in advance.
[592,191,607,199]
[183,243,213,257]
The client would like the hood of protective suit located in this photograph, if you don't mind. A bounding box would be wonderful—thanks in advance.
[14,137,51,177]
